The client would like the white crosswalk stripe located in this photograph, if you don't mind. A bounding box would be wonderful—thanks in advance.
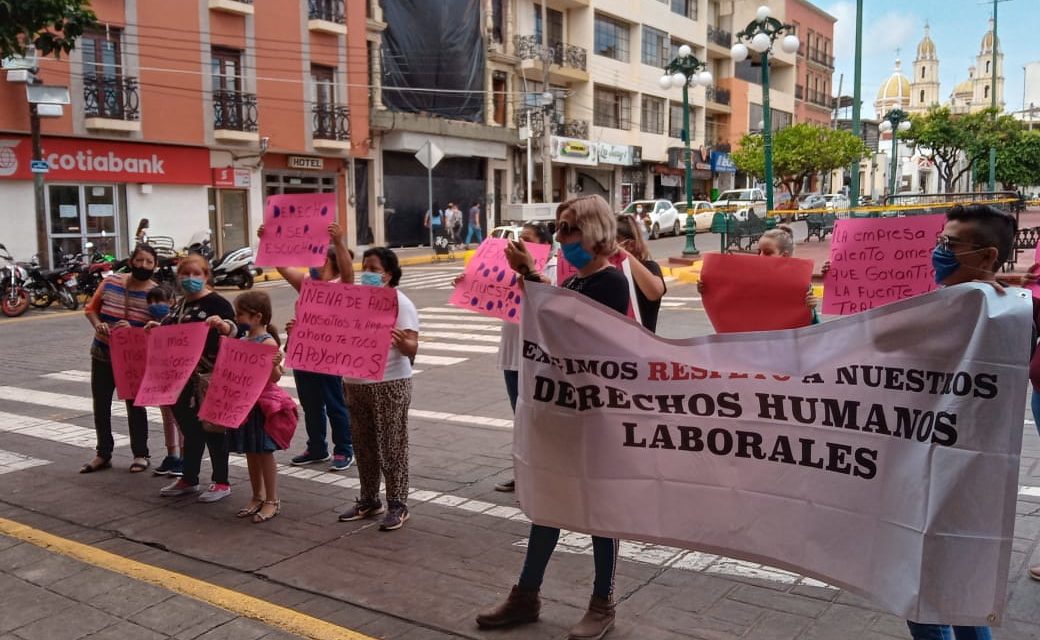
[397,268,463,291]
[0,449,50,474]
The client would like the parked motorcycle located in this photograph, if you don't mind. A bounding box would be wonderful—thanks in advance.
[22,256,78,310]
[0,243,30,317]
[212,246,258,289]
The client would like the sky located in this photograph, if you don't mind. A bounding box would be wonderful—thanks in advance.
[822,0,1037,119]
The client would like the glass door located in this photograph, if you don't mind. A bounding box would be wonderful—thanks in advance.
[48,184,121,263]
[207,188,249,256]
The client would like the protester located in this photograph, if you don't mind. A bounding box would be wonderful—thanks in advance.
[81,243,158,474]
[466,201,484,247]
[424,203,444,239]
[259,223,355,471]
[477,194,628,640]
[337,247,419,532]
[145,285,184,477]
[447,203,463,246]
[208,291,289,523]
[615,214,666,332]
[153,255,237,502]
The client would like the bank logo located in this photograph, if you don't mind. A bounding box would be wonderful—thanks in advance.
[0,140,20,177]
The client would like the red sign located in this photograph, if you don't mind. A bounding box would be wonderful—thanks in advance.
[211,167,251,188]
[0,136,211,184]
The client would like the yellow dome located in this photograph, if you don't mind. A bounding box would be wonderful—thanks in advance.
[916,25,936,60]
[981,18,997,52]
[954,79,972,95]
[877,60,911,100]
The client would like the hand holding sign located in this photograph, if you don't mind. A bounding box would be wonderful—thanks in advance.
[449,238,551,323]
[199,337,276,428]
[110,326,148,400]
[134,323,209,406]
[700,253,814,332]
[255,193,336,268]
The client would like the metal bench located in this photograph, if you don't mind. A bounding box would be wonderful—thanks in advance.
[1003,226,1040,272]
[804,213,836,242]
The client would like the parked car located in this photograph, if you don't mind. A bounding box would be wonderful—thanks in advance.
[619,199,681,239]
[823,193,850,211]
[711,188,767,221]
[798,193,827,210]
[672,201,717,232]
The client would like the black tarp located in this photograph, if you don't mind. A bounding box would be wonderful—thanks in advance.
[380,0,485,122]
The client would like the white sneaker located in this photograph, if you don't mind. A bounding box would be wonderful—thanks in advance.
[159,479,200,497]
[197,483,232,503]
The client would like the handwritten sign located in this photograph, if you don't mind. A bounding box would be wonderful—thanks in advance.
[449,238,551,323]
[285,280,398,380]
[198,337,276,428]
[134,323,209,406]
[255,193,335,268]
[110,326,148,400]
[700,253,814,332]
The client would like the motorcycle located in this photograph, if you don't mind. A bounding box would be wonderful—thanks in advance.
[212,246,258,289]
[22,256,79,310]
[77,242,115,299]
[0,243,30,317]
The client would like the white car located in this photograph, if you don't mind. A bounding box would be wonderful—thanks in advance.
[672,201,717,232]
[620,199,681,239]
[490,225,524,241]
[823,194,850,211]
[711,188,767,221]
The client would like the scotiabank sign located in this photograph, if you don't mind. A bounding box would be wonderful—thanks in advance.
[0,136,211,184]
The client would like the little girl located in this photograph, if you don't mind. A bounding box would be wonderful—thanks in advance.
[146,285,184,477]
[207,291,287,523]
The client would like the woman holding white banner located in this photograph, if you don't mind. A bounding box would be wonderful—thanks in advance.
[477,195,629,640]
[615,214,666,332]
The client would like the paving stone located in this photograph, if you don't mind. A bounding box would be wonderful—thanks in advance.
[129,596,235,637]
[86,580,175,618]
[727,583,830,618]
[8,602,117,640]
[193,617,274,640]
[78,621,166,640]
[702,597,766,626]
[741,610,813,640]
[0,575,66,633]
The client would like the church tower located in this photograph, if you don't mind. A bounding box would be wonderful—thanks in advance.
[909,24,940,114]
[972,17,1004,112]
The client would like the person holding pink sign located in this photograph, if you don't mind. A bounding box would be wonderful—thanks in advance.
[615,214,667,332]
[338,247,419,532]
[146,285,185,478]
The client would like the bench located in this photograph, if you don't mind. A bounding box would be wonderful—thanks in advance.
[804,213,836,242]
[711,211,775,252]
[1003,226,1040,272]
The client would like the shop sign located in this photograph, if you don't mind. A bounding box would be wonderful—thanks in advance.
[550,136,597,166]
[596,142,634,166]
[212,167,252,188]
[0,136,210,184]
[287,155,325,170]
[711,151,737,174]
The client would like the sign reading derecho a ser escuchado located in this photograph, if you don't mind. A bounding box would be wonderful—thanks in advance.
[515,283,1029,626]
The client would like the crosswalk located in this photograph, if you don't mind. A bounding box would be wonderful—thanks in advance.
[398,266,464,291]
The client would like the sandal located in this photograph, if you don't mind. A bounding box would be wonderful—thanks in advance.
[79,458,112,474]
[129,458,150,473]
[236,496,265,518]
[252,500,281,524]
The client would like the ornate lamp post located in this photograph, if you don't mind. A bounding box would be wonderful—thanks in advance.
[659,45,713,257]
[731,5,799,216]
[878,108,911,198]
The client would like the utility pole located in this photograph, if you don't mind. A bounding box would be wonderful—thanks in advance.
[30,103,48,268]
[848,0,864,207]
[987,0,1011,192]
[540,50,553,203]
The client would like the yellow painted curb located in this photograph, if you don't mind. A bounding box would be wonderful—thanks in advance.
[0,517,376,640]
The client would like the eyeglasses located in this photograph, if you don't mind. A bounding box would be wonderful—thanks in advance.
[935,235,986,252]
[557,221,580,236]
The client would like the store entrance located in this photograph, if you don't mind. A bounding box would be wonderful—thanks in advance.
[47,183,123,264]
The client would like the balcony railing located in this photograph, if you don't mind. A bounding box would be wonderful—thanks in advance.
[514,35,588,72]
[313,103,350,140]
[808,48,835,69]
[308,0,344,24]
[806,89,834,109]
[707,25,732,48]
[213,89,258,132]
[515,110,588,140]
[83,75,140,121]
[706,86,731,106]
[795,84,804,100]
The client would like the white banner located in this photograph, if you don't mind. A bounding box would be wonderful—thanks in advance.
[516,283,1030,626]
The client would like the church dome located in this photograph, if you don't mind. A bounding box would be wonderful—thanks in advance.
[981,18,998,53]
[877,59,911,101]
[916,25,936,60]
[953,79,973,96]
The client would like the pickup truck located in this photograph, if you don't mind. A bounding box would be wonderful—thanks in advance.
[711,188,768,221]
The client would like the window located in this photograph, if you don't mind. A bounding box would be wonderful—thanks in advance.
[669,101,685,138]
[311,65,336,106]
[670,0,697,20]
[594,14,629,61]
[642,26,668,67]
[594,86,632,129]
[750,104,792,132]
[81,29,127,119]
[212,47,242,93]
[534,7,564,47]
[491,0,504,43]
[670,39,693,60]
[492,72,507,126]
[985,60,990,74]
[641,95,665,134]
[921,66,926,79]
[920,90,925,102]
[984,85,990,99]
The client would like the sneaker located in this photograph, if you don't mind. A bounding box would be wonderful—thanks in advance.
[153,455,182,476]
[197,483,232,503]
[338,497,384,522]
[291,450,330,466]
[494,479,516,492]
[329,454,354,471]
[167,457,184,477]
[379,500,410,531]
[159,479,199,497]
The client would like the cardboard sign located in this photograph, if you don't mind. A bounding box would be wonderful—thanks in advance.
[700,253,814,332]
[134,323,209,406]
[449,238,551,323]
[110,326,148,400]
[255,193,335,268]
[823,214,945,315]
[198,337,277,429]
[285,280,398,380]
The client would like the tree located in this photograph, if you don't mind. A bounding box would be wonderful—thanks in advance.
[0,0,97,60]
[971,129,1040,192]
[731,123,868,199]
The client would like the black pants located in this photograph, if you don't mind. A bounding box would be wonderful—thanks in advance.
[171,379,229,486]
[91,357,149,459]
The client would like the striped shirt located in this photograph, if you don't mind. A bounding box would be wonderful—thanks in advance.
[87,274,153,352]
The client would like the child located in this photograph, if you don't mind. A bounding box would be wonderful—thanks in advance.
[146,285,184,477]
[208,291,287,523]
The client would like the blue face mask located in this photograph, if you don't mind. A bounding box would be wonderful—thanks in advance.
[147,303,170,320]
[309,267,323,280]
[360,271,384,287]
[561,241,594,271]
[931,246,960,284]
[179,276,205,294]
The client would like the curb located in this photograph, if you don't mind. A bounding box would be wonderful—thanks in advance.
[259,250,478,283]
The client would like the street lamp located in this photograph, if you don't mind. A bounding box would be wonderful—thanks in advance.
[879,108,912,199]
[731,5,799,217]
[660,43,713,257]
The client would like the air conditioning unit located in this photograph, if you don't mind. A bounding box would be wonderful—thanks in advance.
[6,69,31,83]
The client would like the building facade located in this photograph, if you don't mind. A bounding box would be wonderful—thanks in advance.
[785,0,834,129]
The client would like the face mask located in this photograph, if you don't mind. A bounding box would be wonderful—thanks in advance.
[360,271,384,287]
[147,303,170,319]
[561,241,594,271]
[131,266,154,282]
[237,322,252,334]
[179,276,205,294]
[931,246,960,284]
[309,267,323,280]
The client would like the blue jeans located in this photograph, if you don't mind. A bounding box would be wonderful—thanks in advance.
[504,370,519,413]
[518,524,618,599]
[293,369,353,457]
[466,225,483,244]
[1031,388,1040,437]
[906,622,992,640]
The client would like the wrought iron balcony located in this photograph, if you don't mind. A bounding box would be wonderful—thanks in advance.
[213,89,258,132]
[312,103,350,140]
[707,25,732,48]
[83,75,140,121]
[808,48,835,69]
[515,110,588,140]
[309,0,344,24]
[513,35,587,72]
[806,89,834,109]
[795,84,804,100]
[706,86,731,106]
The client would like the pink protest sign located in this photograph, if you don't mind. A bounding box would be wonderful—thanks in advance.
[285,279,398,380]
[110,326,148,400]
[449,238,551,323]
[198,337,276,429]
[823,214,945,315]
[1029,245,1040,298]
[255,193,336,268]
[134,323,209,406]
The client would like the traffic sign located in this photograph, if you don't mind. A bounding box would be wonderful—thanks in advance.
[30,160,49,174]
[414,140,444,171]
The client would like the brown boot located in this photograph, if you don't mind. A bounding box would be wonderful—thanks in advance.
[475,585,540,628]
[567,595,615,640]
